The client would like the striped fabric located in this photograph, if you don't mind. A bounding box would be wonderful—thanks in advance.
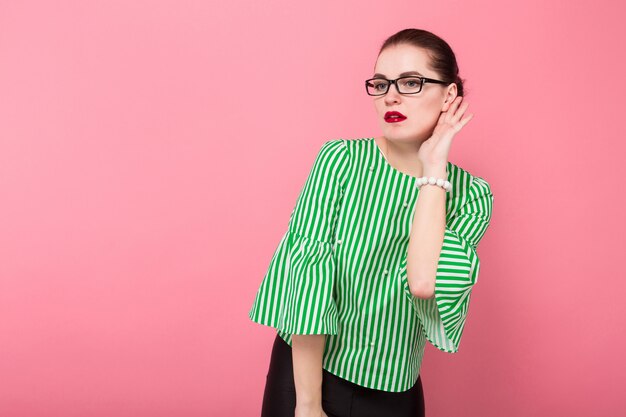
[248,137,494,392]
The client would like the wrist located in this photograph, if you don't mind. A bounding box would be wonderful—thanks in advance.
[422,165,447,179]
[417,164,451,192]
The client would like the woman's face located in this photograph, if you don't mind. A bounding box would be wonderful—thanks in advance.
[372,43,457,143]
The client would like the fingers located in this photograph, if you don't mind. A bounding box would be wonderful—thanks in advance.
[446,96,470,126]
[438,96,473,136]
[437,110,446,125]
[458,113,474,129]
[443,96,462,123]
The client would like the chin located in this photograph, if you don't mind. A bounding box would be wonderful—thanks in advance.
[383,129,418,142]
[385,125,433,142]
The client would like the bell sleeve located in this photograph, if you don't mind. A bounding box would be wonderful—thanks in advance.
[400,175,494,353]
[248,139,350,335]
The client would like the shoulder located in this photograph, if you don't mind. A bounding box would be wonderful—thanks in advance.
[447,162,494,222]
[318,138,348,157]
[447,161,492,196]
[314,139,351,169]
[308,139,351,187]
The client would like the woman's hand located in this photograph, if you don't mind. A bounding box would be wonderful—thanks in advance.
[417,95,473,169]
[295,403,329,417]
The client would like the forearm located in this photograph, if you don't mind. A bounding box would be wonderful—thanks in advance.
[406,164,448,299]
[291,334,325,408]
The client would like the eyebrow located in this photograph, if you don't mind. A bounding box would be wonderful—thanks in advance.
[373,70,424,78]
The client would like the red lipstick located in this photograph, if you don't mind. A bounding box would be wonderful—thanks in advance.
[384,111,407,123]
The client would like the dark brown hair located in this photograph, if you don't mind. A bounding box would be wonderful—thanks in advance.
[378,28,466,97]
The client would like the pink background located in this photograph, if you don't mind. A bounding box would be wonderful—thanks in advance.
[1,1,625,416]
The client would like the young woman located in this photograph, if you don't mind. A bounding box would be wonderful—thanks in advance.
[249,28,495,417]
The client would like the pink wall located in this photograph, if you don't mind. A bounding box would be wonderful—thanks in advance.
[1,1,625,416]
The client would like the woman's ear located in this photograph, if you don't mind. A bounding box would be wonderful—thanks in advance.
[441,83,458,112]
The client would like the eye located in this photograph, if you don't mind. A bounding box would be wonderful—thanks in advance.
[401,78,421,88]
[369,81,388,91]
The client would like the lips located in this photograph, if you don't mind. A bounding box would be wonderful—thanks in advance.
[384,111,407,122]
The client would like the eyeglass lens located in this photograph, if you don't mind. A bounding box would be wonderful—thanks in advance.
[366,77,423,95]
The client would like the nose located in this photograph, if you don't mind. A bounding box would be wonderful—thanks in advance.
[384,82,402,104]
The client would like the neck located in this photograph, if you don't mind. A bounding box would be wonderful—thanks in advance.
[380,136,424,178]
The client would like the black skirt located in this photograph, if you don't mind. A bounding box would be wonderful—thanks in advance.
[261,333,425,417]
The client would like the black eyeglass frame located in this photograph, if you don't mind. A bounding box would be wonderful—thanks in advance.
[364,76,450,96]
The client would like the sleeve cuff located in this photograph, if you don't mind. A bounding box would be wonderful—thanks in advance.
[249,229,339,335]
[400,226,479,353]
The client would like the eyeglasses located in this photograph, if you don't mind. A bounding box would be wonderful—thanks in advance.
[364,76,449,96]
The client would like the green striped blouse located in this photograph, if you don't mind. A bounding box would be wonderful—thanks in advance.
[248,137,494,392]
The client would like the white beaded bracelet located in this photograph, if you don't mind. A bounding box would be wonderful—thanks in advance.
[415,176,452,192]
